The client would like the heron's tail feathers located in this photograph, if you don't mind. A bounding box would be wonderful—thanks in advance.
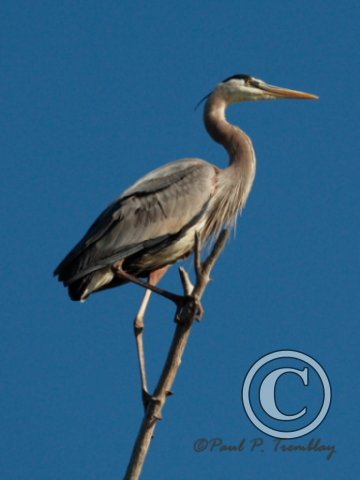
[55,266,117,302]
[66,276,93,301]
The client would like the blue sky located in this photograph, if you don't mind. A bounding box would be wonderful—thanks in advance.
[1,1,359,478]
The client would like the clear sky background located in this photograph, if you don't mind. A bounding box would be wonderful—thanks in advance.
[1,1,359,479]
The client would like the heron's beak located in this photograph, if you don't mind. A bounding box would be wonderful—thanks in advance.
[260,83,319,100]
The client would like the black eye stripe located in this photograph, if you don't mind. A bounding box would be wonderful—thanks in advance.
[222,74,252,84]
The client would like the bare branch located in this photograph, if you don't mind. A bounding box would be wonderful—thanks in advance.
[202,229,230,275]
[178,266,194,295]
[124,229,230,479]
[194,231,203,283]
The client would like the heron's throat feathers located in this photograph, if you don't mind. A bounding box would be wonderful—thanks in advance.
[204,166,254,240]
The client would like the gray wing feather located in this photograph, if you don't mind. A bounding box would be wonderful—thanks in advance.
[54,158,216,281]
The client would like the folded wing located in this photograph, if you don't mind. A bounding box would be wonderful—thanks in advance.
[54,158,217,288]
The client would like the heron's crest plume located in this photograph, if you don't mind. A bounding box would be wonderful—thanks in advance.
[194,73,254,110]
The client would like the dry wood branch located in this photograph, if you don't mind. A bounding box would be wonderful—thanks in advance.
[124,229,230,480]
[178,266,194,295]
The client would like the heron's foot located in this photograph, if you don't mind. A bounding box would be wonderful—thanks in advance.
[195,300,204,320]
[175,294,204,323]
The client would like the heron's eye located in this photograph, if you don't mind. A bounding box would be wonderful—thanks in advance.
[241,76,253,87]
[236,77,251,87]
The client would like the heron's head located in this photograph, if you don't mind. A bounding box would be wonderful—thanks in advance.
[215,74,318,104]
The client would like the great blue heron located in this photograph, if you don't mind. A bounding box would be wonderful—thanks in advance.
[54,74,317,400]
[54,74,317,303]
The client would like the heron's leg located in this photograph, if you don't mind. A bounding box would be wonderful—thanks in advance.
[133,267,169,409]
[113,262,187,307]
[134,288,152,407]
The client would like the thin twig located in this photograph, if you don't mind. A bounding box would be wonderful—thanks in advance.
[194,231,203,284]
[124,229,230,479]
[178,266,194,295]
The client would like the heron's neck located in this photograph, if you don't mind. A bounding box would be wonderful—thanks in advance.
[204,94,256,174]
